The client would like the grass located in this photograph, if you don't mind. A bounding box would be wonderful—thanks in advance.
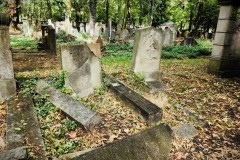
[102,39,213,60]
[10,36,38,50]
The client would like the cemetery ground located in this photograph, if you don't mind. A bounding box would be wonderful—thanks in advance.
[0,36,239,159]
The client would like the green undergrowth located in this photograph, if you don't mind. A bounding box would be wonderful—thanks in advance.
[16,71,81,156]
[102,39,212,60]
[10,36,38,50]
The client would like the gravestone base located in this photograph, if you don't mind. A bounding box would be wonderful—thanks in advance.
[0,80,16,100]
[208,57,240,77]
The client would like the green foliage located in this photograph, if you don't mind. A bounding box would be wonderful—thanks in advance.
[61,119,77,130]
[56,30,77,43]
[103,43,133,58]
[162,39,212,59]
[10,36,38,49]
[47,70,66,89]
[162,45,211,59]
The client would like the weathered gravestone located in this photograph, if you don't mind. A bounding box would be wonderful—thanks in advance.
[163,28,174,47]
[131,27,164,82]
[61,44,102,97]
[67,124,173,160]
[36,80,101,131]
[0,13,16,100]
[119,29,129,41]
[180,37,198,46]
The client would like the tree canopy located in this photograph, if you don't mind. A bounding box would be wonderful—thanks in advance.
[17,0,219,32]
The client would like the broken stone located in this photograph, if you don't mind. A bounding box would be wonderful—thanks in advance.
[172,123,198,141]
[61,44,102,97]
[36,80,101,131]
[87,43,101,58]
[0,146,27,160]
[67,124,173,160]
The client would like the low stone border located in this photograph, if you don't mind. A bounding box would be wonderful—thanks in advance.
[36,80,101,131]
[108,78,163,126]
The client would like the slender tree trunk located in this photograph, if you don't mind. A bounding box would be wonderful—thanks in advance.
[89,0,97,36]
[193,1,203,37]
[106,0,109,27]
[46,0,52,19]
[118,0,121,24]
[148,0,154,26]
[139,0,143,26]
[122,0,129,29]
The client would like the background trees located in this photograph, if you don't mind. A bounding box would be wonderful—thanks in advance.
[19,0,219,34]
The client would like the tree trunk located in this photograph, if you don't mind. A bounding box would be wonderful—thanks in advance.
[148,0,154,26]
[89,0,97,36]
[122,0,129,29]
[46,0,52,19]
[139,0,143,26]
[106,0,109,27]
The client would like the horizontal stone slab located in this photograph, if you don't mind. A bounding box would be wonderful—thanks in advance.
[0,146,27,160]
[68,124,173,160]
[7,93,47,159]
[36,80,101,131]
[108,79,162,125]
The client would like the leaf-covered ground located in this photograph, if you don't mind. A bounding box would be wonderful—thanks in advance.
[102,57,240,159]
[0,49,239,159]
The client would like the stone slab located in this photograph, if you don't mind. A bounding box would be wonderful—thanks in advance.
[68,124,173,160]
[172,124,198,141]
[7,93,47,159]
[36,80,101,131]
[0,146,27,160]
[109,79,162,126]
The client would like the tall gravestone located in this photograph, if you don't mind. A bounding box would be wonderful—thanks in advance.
[208,0,240,77]
[61,44,102,97]
[0,13,16,100]
[163,28,174,47]
[131,27,164,82]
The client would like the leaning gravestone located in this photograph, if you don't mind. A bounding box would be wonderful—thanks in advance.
[131,27,164,82]
[163,28,174,47]
[0,13,16,100]
[61,44,102,97]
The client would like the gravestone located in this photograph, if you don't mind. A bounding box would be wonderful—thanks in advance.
[61,44,102,97]
[0,13,16,100]
[180,37,198,46]
[163,28,173,47]
[131,27,164,82]
[87,43,101,58]
[119,29,129,41]
[22,19,32,37]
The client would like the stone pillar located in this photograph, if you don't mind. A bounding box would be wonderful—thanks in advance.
[208,3,240,77]
[0,13,16,100]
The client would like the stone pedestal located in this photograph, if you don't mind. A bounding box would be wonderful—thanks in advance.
[131,27,164,82]
[208,5,240,77]
[0,13,16,100]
